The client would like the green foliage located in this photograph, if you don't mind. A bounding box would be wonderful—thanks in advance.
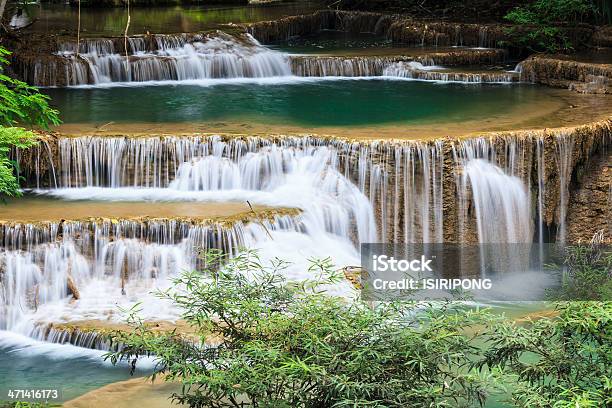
[0,127,37,198]
[0,46,59,198]
[504,0,596,53]
[482,237,611,407]
[108,250,500,408]
[0,47,60,129]
[480,301,611,407]
[549,240,612,301]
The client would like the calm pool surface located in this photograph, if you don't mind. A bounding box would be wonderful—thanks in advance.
[45,80,553,127]
[0,332,150,402]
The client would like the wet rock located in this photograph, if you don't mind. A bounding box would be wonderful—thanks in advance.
[67,274,80,300]
[517,55,612,94]
[592,26,612,47]
[567,154,611,242]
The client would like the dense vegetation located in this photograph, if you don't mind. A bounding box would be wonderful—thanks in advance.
[548,234,612,301]
[0,46,59,198]
[504,0,605,52]
[109,245,611,407]
[109,251,499,407]
[482,301,611,407]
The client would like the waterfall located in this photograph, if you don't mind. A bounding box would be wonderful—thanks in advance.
[53,33,292,85]
[18,133,573,246]
[383,61,517,83]
[3,137,383,340]
[0,214,308,336]
[289,56,399,77]
[19,26,512,87]
[30,324,116,351]
[555,132,575,244]
[535,136,546,259]
[5,126,609,346]
[461,159,531,243]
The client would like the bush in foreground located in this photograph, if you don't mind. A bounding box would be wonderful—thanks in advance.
[108,251,499,407]
[108,247,611,407]
[480,301,611,407]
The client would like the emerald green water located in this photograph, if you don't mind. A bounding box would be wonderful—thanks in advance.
[0,332,150,402]
[45,80,553,127]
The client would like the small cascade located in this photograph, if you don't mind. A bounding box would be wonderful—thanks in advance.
[555,132,575,244]
[246,10,392,43]
[247,10,505,48]
[453,154,533,276]
[289,56,399,77]
[383,61,517,83]
[387,21,506,48]
[43,33,292,86]
[31,324,115,351]
[452,135,534,245]
[461,159,531,243]
[515,56,612,93]
[535,136,546,257]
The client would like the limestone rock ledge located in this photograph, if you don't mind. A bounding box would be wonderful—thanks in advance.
[517,55,612,94]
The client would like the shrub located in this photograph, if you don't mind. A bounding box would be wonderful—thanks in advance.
[0,46,60,198]
[108,250,500,408]
[504,0,596,53]
[549,235,612,301]
[0,126,37,197]
[0,47,60,129]
[480,301,611,407]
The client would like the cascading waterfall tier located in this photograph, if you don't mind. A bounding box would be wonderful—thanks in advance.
[15,40,511,87]
[515,56,612,94]
[289,48,510,80]
[246,9,507,47]
[0,210,300,252]
[383,61,517,83]
[53,32,291,86]
[246,10,394,43]
[16,120,610,244]
[246,10,593,50]
[0,212,302,333]
[5,120,610,349]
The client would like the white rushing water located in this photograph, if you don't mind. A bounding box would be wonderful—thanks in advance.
[55,33,292,85]
[462,159,531,244]
[2,142,375,340]
[2,134,553,349]
[40,32,516,87]
[383,61,516,83]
